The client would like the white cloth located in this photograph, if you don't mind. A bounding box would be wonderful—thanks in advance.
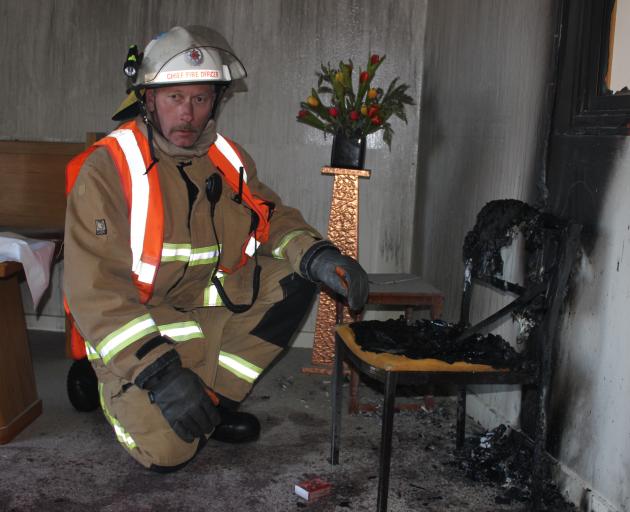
[0,232,56,308]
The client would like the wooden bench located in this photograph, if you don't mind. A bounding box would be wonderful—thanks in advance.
[0,139,83,444]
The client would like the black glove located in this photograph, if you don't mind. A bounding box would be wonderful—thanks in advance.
[301,241,369,311]
[135,350,221,443]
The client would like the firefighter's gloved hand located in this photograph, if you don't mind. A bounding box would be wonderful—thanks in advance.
[301,241,369,311]
[135,349,220,443]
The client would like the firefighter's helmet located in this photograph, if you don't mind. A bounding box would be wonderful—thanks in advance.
[113,26,246,120]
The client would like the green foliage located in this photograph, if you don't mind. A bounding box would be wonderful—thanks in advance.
[296,54,415,149]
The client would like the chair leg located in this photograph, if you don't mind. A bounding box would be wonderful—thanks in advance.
[456,386,466,449]
[349,367,360,414]
[330,333,344,465]
[377,371,398,512]
[531,382,549,511]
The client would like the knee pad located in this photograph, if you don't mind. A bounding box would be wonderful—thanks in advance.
[148,436,208,473]
[250,274,316,347]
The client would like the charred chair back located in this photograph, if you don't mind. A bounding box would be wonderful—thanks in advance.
[330,199,582,512]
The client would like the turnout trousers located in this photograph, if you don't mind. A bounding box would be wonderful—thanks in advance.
[96,257,316,469]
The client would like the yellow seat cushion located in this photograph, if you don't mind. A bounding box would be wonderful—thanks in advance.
[336,324,509,373]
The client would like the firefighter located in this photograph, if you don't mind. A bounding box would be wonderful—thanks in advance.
[63,25,368,471]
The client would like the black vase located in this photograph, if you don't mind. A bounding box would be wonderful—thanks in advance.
[330,131,366,170]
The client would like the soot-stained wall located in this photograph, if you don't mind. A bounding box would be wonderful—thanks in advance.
[415,0,555,427]
[1,0,427,342]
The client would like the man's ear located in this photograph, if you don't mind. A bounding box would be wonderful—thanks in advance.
[145,89,156,113]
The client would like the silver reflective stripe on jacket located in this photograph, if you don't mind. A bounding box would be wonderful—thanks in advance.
[108,129,156,285]
[161,243,221,265]
[272,229,315,259]
[96,313,159,364]
[158,321,204,342]
[204,271,225,306]
[214,134,249,183]
[218,351,263,384]
[99,383,137,449]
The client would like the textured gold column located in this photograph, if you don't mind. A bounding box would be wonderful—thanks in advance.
[309,166,370,367]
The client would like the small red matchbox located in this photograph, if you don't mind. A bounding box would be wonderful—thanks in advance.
[294,477,332,501]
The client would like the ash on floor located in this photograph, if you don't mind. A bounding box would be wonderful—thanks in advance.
[0,331,576,512]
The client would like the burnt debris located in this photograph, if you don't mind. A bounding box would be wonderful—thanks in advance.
[350,317,530,369]
[462,199,565,281]
[457,424,577,511]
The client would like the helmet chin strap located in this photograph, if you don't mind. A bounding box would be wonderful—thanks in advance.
[136,90,160,174]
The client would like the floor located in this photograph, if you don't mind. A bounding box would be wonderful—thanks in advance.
[0,331,540,511]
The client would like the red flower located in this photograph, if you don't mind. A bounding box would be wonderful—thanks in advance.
[328,107,339,117]
[367,105,379,118]
[349,111,360,121]
[370,54,380,65]
[359,71,369,83]
[370,115,382,126]
[298,110,308,118]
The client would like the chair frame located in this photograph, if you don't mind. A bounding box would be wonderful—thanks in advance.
[330,208,582,512]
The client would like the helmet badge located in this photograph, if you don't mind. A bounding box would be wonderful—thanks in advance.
[185,48,204,66]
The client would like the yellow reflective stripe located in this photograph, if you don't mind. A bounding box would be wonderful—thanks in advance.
[85,341,100,361]
[272,230,315,259]
[97,314,158,364]
[161,243,221,265]
[98,383,137,449]
[158,321,204,342]
[218,351,262,384]
[161,243,192,262]
[189,245,221,266]
[204,271,224,306]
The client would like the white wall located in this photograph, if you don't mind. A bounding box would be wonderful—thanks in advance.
[550,144,630,511]
[2,0,428,343]
[416,0,554,427]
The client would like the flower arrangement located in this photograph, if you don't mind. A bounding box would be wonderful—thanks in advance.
[297,54,414,149]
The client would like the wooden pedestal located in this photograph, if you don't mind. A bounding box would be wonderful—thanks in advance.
[0,261,42,444]
[308,166,371,369]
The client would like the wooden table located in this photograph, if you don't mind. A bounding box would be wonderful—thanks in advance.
[0,261,42,444]
[367,273,444,320]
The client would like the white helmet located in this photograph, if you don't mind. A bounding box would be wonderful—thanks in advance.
[132,26,246,87]
[114,26,246,120]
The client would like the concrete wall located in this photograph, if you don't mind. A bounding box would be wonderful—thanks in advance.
[418,2,630,511]
[550,149,630,510]
[415,0,554,426]
[2,0,427,343]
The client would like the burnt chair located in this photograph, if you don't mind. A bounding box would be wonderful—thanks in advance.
[330,200,582,512]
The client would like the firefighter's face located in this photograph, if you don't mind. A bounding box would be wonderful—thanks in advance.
[146,84,215,147]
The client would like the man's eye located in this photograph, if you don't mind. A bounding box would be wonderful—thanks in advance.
[194,96,209,104]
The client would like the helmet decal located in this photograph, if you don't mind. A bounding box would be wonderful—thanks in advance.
[185,48,204,66]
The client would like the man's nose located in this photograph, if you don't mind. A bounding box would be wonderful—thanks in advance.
[179,100,193,122]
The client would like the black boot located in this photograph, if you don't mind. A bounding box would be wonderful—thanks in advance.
[210,406,260,443]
